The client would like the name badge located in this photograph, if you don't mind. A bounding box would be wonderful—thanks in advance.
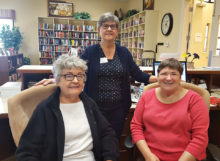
[100,57,108,64]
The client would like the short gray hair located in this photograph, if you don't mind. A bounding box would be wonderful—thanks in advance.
[52,54,87,82]
[98,12,119,29]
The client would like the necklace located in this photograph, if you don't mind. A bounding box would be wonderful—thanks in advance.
[100,42,115,59]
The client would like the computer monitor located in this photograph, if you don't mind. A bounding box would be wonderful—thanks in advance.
[153,61,187,81]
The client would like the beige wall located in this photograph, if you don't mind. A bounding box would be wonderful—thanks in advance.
[208,0,220,67]
[189,2,214,67]
[71,0,126,20]
[126,0,185,60]
[180,0,193,60]
[126,0,216,67]
[1,0,47,64]
[1,0,211,66]
[0,0,127,64]
[155,0,184,58]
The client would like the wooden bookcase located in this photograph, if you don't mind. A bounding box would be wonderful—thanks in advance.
[38,17,98,65]
[0,54,23,86]
[120,10,158,66]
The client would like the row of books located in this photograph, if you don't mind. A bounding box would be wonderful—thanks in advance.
[121,42,128,48]
[39,23,96,32]
[39,39,98,49]
[127,41,144,49]
[54,24,96,32]
[138,42,144,49]
[70,32,98,40]
[8,57,23,69]
[39,31,55,37]
[38,23,51,30]
[121,30,145,39]
[40,45,69,52]
[70,40,97,46]
[132,52,146,60]
[40,46,86,58]
[134,30,145,37]
[54,46,69,52]
[0,48,18,56]
[40,52,54,58]
[9,72,20,81]
[121,16,145,29]
[40,58,53,65]
[39,31,98,40]
[40,52,67,58]
[39,38,54,45]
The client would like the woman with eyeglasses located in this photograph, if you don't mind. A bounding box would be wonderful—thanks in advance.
[36,12,157,139]
[130,58,209,161]
[80,12,157,139]
[16,55,118,161]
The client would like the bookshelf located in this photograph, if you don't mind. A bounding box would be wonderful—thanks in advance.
[120,10,158,66]
[0,54,23,85]
[38,17,98,65]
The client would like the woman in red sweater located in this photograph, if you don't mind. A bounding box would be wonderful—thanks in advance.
[130,58,209,161]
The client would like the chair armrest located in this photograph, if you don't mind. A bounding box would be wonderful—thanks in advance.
[124,134,135,149]
[208,143,220,161]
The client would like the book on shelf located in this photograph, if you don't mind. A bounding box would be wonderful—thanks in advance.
[38,18,99,64]
[120,11,158,65]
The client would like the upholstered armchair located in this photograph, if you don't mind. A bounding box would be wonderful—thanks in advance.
[124,82,220,161]
[7,84,57,146]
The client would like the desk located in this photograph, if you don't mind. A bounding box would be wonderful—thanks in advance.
[0,98,16,160]
[17,65,220,91]
[187,68,220,92]
[142,67,220,92]
[15,65,220,146]
[17,65,52,89]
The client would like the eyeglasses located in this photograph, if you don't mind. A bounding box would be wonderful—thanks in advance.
[159,72,180,78]
[60,74,85,81]
[102,24,117,30]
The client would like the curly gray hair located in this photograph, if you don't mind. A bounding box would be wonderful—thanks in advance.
[52,54,87,82]
[98,12,119,29]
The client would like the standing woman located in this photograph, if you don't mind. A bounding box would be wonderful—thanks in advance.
[35,12,157,139]
[80,12,157,139]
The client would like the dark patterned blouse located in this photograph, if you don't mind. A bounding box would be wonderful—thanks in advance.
[97,47,124,105]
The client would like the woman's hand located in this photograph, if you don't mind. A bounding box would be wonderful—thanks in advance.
[145,153,160,161]
[136,140,160,161]
[178,151,196,161]
[34,78,55,86]
[149,75,158,83]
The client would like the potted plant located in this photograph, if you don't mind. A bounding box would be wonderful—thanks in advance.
[0,25,23,53]
[74,12,91,20]
[124,9,139,19]
[182,52,200,69]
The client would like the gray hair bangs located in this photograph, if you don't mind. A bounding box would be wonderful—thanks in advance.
[52,54,87,82]
[98,12,119,29]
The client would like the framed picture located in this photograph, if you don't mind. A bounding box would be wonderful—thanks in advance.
[143,0,154,10]
[48,1,74,17]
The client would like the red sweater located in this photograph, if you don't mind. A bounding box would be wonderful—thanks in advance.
[130,89,209,161]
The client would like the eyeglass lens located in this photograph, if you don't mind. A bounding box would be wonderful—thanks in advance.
[102,24,117,30]
[64,74,84,81]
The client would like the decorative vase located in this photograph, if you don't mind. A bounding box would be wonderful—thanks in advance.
[187,62,194,69]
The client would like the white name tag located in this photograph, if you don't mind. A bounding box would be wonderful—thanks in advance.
[100,57,108,63]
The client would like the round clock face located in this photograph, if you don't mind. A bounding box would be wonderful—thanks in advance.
[161,13,173,36]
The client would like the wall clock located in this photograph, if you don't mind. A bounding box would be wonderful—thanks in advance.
[161,13,173,36]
